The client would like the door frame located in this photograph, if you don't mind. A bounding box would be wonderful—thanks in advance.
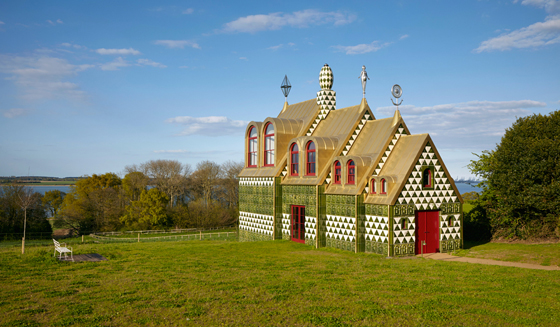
[291,205,306,244]
[415,210,440,254]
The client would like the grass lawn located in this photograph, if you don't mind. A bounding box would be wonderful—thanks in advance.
[456,241,560,267]
[1,241,560,326]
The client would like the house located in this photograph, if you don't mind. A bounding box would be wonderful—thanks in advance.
[238,64,463,256]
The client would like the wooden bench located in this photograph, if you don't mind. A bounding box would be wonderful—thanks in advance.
[53,239,74,262]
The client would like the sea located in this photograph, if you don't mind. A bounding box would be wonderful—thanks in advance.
[29,183,482,196]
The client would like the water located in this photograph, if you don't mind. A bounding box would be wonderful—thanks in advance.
[28,184,480,196]
[29,185,72,195]
[455,182,482,195]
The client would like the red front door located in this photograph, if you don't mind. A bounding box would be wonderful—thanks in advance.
[415,210,439,254]
[291,205,305,244]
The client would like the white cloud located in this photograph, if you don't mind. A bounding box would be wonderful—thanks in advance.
[0,54,92,101]
[475,1,560,52]
[332,41,391,55]
[400,34,409,40]
[0,21,5,25]
[267,43,296,51]
[182,8,194,14]
[2,108,30,118]
[46,19,63,25]
[165,116,249,136]
[222,9,356,33]
[99,57,130,71]
[95,48,141,55]
[239,57,248,61]
[376,100,546,149]
[56,19,63,24]
[61,43,86,50]
[137,58,166,68]
[154,40,200,49]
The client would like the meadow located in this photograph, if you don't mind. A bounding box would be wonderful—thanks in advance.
[1,239,560,327]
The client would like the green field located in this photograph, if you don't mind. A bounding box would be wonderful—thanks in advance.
[1,240,559,326]
[456,241,560,267]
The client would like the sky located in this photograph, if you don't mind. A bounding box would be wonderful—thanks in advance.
[0,0,559,179]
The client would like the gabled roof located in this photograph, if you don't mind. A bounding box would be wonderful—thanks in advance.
[364,134,464,205]
[325,116,397,195]
[281,103,370,185]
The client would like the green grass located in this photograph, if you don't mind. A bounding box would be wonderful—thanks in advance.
[456,241,560,267]
[463,202,475,213]
[1,241,559,326]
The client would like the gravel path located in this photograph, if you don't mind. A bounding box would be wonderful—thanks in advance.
[422,253,560,271]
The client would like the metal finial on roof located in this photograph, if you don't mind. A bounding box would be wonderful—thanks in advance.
[391,84,403,109]
[281,75,291,101]
[359,65,370,98]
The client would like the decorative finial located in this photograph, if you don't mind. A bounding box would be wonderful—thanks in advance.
[319,64,333,90]
[359,65,370,98]
[391,84,403,109]
[281,75,291,101]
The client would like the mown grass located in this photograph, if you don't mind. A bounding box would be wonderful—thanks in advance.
[1,240,559,326]
[456,241,560,267]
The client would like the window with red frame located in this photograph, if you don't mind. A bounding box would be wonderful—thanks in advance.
[347,160,355,184]
[290,143,299,175]
[370,179,376,194]
[381,179,387,194]
[334,161,341,184]
[264,123,275,166]
[306,141,316,175]
[248,126,257,167]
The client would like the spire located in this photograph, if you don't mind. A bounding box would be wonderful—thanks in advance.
[392,108,402,127]
[281,101,289,114]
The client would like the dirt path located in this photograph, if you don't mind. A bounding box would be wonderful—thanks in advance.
[421,253,560,271]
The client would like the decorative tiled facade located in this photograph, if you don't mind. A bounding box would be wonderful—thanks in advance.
[238,64,463,257]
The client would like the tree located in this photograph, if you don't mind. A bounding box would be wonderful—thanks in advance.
[122,171,149,202]
[58,173,124,234]
[469,110,560,239]
[17,186,36,254]
[121,188,169,229]
[191,161,221,208]
[128,160,191,207]
[42,190,65,218]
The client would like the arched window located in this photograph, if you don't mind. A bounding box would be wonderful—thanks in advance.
[264,123,275,166]
[380,179,387,194]
[248,126,257,167]
[334,161,341,184]
[290,143,299,176]
[370,179,376,194]
[347,160,355,184]
[423,168,432,188]
[306,141,316,176]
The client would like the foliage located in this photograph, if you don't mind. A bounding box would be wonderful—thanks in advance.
[0,185,52,238]
[463,200,492,241]
[469,110,560,239]
[57,173,125,234]
[42,190,65,218]
[1,241,560,326]
[54,160,243,233]
[461,191,479,202]
[121,188,169,229]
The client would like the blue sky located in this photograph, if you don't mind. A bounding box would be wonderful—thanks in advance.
[1,0,559,178]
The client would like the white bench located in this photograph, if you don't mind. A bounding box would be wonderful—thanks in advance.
[53,239,74,262]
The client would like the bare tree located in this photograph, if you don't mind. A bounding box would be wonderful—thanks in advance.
[221,161,244,208]
[17,186,36,254]
[135,160,192,207]
[192,161,222,208]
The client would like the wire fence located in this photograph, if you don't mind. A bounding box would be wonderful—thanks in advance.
[0,226,238,248]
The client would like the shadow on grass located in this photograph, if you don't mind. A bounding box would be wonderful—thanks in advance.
[462,239,490,250]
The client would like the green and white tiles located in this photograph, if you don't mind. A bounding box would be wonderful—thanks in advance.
[239,212,274,236]
[373,124,408,176]
[325,215,356,243]
[340,112,374,156]
[364,215,389,243]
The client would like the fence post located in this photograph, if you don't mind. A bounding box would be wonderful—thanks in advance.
[200,231,202,240]
[82,235,84,243]
[138,233,140,243]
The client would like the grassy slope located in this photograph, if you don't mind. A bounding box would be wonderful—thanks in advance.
[1,241,559,326]
[460,200,560,266]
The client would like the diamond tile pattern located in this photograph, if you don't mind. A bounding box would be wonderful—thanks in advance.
[374,124,408,175]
